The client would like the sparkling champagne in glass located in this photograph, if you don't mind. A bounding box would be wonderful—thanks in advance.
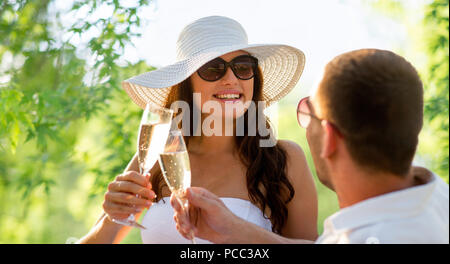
[112,103,173,229]
[158,129,196,243]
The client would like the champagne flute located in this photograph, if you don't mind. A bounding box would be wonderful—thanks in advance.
[112,103,173,229]
[158,129,196,243]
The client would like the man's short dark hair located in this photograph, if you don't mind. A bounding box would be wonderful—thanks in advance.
[318,49,424,176]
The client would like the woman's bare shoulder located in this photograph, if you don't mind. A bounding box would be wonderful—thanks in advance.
[277,139,313,186]
[277,139,307,162]
[278,140,318,240]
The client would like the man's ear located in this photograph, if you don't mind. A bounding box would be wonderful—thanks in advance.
[320,120,339,158]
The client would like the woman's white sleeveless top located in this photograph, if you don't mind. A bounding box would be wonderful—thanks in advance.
[140,197,272,244]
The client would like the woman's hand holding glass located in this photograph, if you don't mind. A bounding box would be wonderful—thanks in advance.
[107,103,173,229]
[103,171,156,228]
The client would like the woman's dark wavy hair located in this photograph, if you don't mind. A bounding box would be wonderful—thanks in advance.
[151,67,295,234]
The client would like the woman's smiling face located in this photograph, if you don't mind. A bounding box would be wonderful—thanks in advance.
[190,50,255,119]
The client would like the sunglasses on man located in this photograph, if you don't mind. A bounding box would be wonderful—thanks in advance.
[197,55,258,82]
[297,96,323,128]
[297,96,344,138]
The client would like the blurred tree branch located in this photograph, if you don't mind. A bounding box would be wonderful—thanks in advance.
[0,0,153,199]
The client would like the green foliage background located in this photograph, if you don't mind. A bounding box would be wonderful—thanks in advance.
[421,0,449,181]
[0,0,448,243]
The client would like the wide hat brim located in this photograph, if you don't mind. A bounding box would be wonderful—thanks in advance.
[122,43,305,109]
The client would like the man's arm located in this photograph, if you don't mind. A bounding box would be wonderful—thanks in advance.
[226,216,314,244]
[171,187,315,244]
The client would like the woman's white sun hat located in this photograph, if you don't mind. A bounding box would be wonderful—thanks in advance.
[122,16,305,109]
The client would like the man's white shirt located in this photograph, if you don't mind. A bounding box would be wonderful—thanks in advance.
[316,167,449,244]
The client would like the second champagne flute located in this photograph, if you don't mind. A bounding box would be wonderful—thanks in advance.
[158,129,196,243]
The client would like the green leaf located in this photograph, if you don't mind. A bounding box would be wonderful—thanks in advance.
[10,120,20,154]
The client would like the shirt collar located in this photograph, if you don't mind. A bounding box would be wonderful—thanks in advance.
[324,167,438,232]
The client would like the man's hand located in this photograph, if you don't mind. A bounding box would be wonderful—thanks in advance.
[170,187,244,244]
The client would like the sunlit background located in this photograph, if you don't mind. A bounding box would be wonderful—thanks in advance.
[0,0,448,243]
